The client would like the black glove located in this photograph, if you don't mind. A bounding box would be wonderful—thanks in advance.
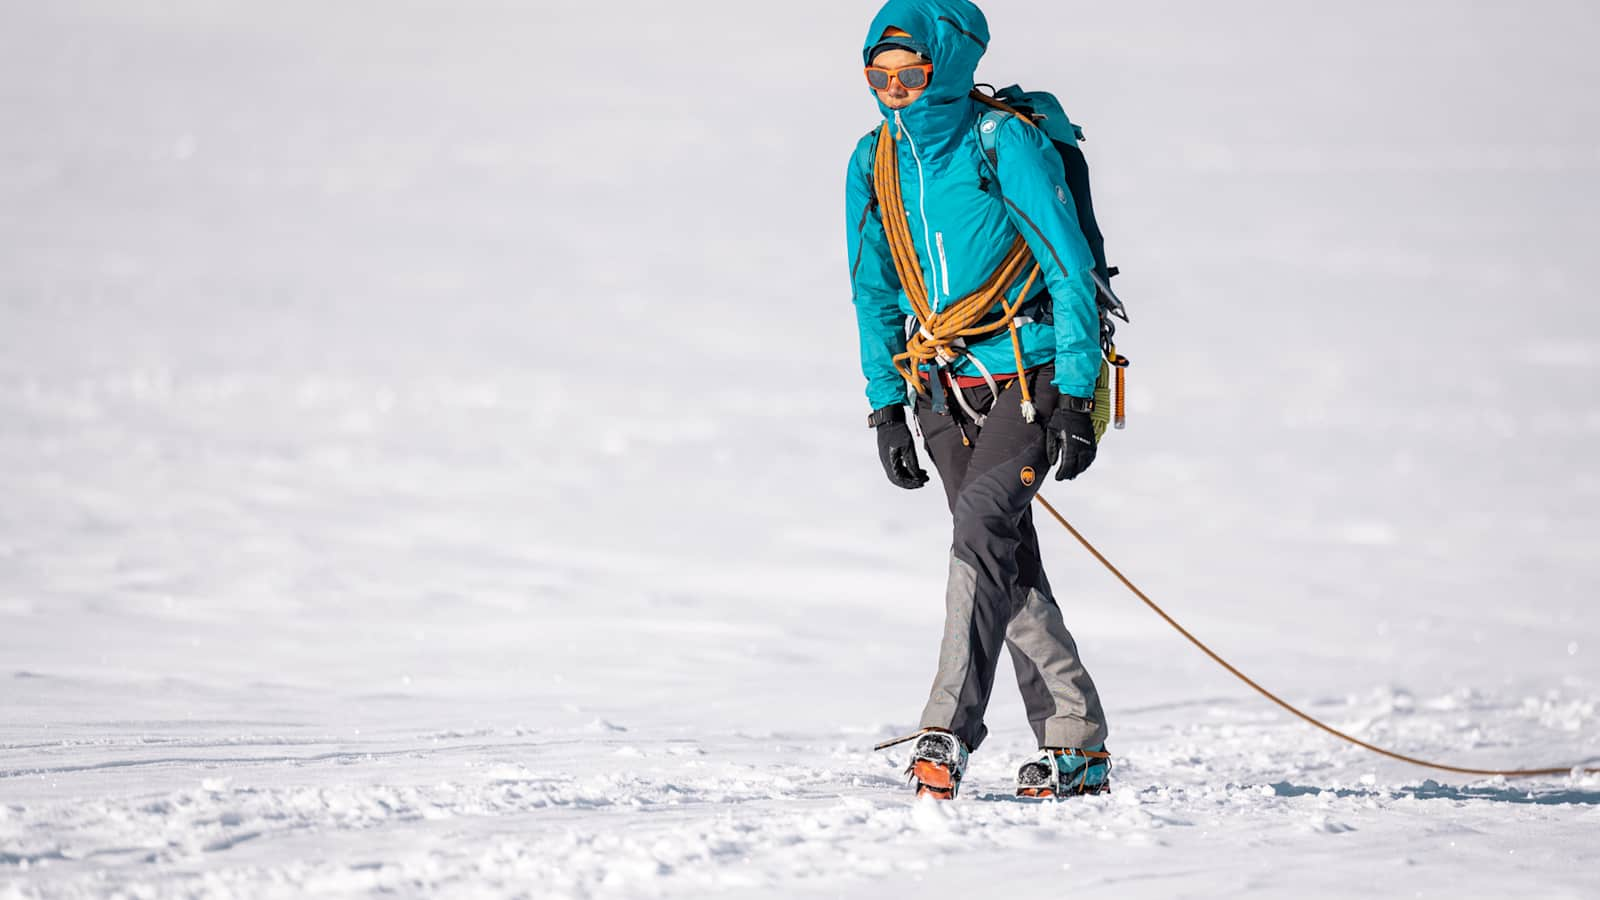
[873,409,929,490]
[1044,405,1097,481]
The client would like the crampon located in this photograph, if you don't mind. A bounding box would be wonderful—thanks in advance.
[1015,746,1111,798]
[906,730,969,800]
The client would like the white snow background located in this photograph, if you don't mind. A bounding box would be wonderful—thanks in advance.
[3,0,1599,897]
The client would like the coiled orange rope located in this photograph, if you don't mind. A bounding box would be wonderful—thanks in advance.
[872,120,1042,416]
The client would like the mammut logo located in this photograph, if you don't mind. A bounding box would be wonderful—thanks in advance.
[981,119,998,134]
[1055,185,1069,204]
[1020,466,1036,486]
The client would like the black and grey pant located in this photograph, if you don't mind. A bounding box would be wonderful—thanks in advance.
[915,365,1108,752]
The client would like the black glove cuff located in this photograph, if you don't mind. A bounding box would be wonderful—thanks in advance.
[866,405,907,428]
[1061,395,1095,414]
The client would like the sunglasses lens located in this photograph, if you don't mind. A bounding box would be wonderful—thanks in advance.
[866,69,890,90]
[898,67,929,90]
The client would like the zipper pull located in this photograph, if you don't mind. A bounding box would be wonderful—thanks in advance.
[894,109,904,141]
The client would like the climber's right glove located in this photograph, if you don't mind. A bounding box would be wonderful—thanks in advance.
[869,405,929,490]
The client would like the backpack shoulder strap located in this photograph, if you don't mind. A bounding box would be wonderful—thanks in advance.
[975,107,1011,173]
[970,89,1038,185]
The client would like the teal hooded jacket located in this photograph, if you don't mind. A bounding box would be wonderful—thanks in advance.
[847,0,1101,411]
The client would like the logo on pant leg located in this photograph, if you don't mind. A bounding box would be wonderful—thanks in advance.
[1020,466,1036,486]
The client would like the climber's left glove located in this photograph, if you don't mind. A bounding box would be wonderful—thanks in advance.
[1044,400,1097,482]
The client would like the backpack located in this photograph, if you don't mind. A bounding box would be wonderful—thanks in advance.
[972,84,1131,435]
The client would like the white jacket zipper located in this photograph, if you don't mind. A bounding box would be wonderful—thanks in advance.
[895,110,940,312]
[935,231,950,298]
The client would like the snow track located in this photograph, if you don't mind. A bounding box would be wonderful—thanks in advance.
[5,688,1597,897]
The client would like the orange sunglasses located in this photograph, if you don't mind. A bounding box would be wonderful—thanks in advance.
[864,63,933,91]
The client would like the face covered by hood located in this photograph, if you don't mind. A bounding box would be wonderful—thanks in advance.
[862,0,990,152]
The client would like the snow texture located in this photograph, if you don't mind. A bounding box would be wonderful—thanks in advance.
[3,0,1599,897]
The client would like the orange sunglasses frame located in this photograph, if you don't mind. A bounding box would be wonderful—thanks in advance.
[864,63,933,91]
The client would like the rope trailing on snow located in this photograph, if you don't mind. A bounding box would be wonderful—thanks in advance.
[1031,493,1600,779]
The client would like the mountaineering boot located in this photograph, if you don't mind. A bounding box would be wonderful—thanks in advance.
[907,729,969,800]
[1015,745,1111,798]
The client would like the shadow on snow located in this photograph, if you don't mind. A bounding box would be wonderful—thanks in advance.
[1271,777,1600,806]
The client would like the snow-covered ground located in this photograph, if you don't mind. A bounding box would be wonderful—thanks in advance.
[3,0,1599,896]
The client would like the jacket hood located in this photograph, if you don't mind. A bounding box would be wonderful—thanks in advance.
[863,0,989,151]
